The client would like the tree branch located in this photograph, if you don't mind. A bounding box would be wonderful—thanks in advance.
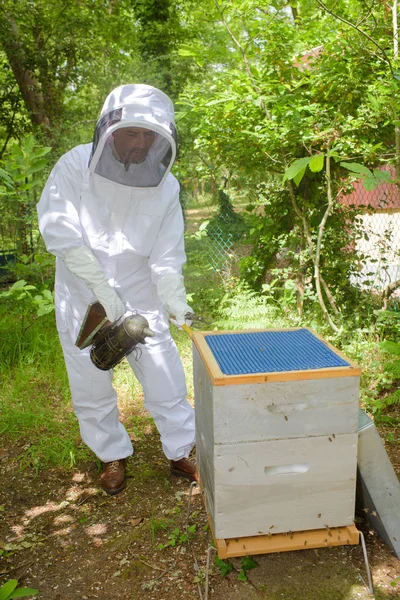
[314,150,341,332]
[392,0,400,179]
[289,183,340,319]
[314,0,394,76]
[214,0,273,119]
[382,278,400,309]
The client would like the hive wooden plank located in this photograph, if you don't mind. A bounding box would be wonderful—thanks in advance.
[214,525,360,559]
[192,332,224,384]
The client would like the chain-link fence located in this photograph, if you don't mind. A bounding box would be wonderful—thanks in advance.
[339,167,400,296]
[203,212,239,281]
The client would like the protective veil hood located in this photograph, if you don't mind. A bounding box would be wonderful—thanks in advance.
[89,84,177,188]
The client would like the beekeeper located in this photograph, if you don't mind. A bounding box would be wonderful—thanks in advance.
[37,84,197,495]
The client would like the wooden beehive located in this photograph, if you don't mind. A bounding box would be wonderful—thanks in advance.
[193,327,360,541]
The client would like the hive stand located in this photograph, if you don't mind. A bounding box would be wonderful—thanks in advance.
[212,523,360,559]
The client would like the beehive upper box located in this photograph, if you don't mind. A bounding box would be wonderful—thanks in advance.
[192,327,360,386]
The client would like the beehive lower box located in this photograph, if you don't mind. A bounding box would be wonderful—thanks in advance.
[198,432,358,539]
[193,328,360,540]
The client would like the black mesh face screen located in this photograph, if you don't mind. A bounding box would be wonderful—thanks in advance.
[91,124,175,188]
[161,122,178,167]
[89,108,123,165]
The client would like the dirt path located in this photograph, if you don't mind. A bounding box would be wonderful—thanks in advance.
[1,410,399,600]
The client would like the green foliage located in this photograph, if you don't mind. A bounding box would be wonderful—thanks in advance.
[346,308,400,419]
[215,557,233,578]
[0,360,89,470]
[237,556,258,582]
[340,162,392,191]
[191,220,210,241]
[380,341,400,357]
[129,0,191,98]
[0,287,92,469]
[0,279,54,336]
[375,309,400,341]
[177,0,400,330]
[2,253,55,288]
[214,556,257,582]
[216,278,296,330]
[283,156,318,186]
[0,0,138,137]
[0,135,51,257]
[0,51,31,144]
[184,226,226,319]
[0,579,38,599]
[239,199,291,290]
[149,514,171,544]
[157,524,197,549]
[373,339,400,414]
[0,0,205,155]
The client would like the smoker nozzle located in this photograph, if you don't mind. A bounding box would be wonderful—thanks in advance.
[142,327,155,338]
[123,314,156,341]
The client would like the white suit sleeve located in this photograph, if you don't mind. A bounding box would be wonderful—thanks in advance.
[37,148,85,257]
[149,183,192,322]
[37,147,125,322]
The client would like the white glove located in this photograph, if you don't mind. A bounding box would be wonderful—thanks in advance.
[157,273,192,326]
[90,281,126,323]
[64,246,125,322]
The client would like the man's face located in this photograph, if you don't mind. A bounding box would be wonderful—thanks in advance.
[112,126,156,164]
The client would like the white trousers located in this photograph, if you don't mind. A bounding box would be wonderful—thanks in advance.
[59,329,195,463]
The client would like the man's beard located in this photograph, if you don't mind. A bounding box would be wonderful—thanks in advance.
[109,138,148,167]
[124,148,148,165]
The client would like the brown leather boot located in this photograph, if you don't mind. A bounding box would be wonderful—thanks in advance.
[100,459,127,495]
[170,458,199,483]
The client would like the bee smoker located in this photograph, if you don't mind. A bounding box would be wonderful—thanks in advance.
[75,302,155,371]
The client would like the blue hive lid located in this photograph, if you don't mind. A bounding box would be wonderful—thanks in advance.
[204,328,350,376]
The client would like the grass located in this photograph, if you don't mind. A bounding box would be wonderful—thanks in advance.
[0,311,93,469]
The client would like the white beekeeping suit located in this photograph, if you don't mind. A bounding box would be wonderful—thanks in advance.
[37,84,195,465]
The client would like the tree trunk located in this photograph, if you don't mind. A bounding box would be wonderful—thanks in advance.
[0,14,51,131]
[289,1,298,21]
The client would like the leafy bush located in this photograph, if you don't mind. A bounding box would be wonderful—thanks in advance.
[215,278,297,330]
